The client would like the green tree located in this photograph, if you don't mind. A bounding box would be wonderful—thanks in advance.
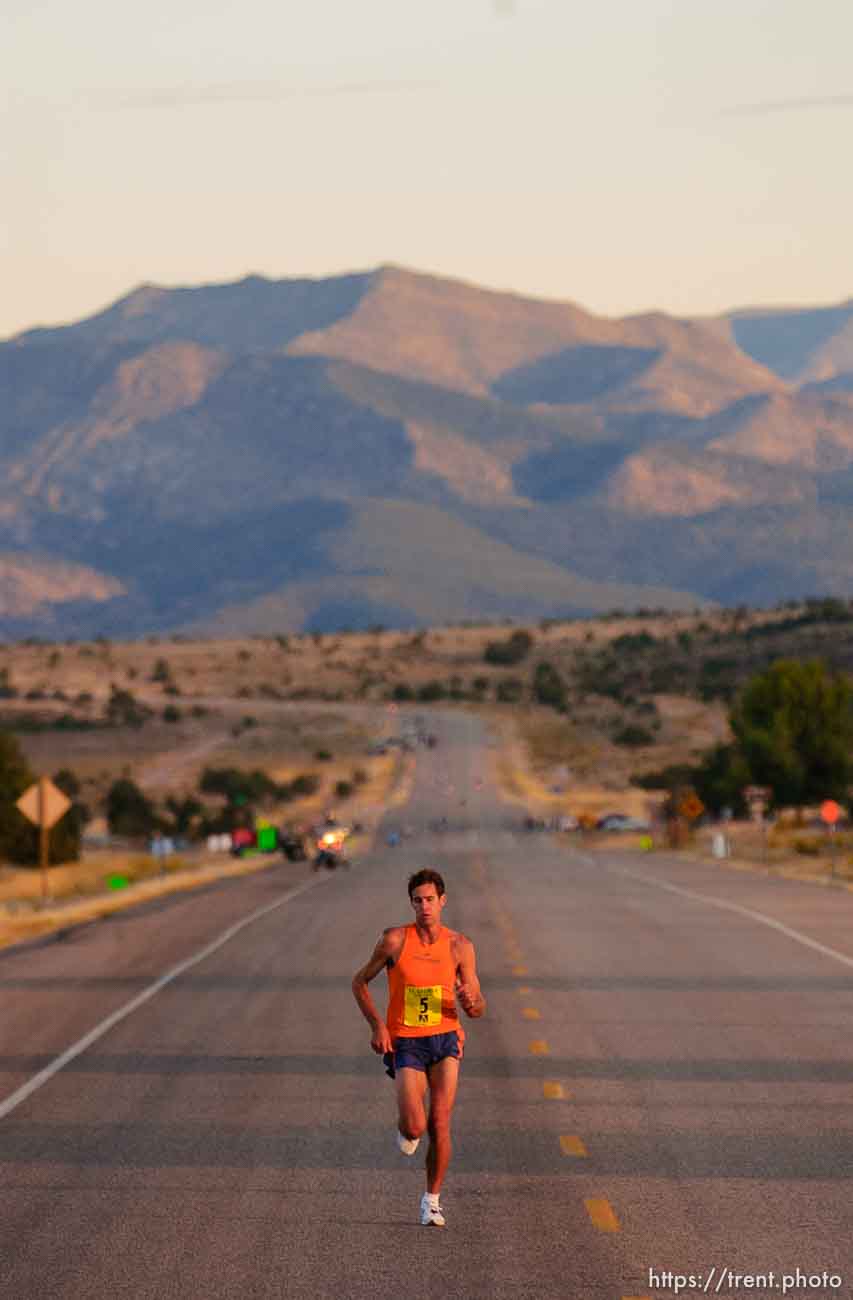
[52,767,89,857]
[105,686,150,729]
[0,730,39,862]
[692,744,750,816]
[106,778,158,836]
[0,734,83,863]
[730,659,853,808]
[164,795,204,836]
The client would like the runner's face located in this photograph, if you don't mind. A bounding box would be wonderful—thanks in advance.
[410,886,445,925]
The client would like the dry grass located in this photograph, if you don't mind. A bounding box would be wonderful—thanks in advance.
[486,710,656,821]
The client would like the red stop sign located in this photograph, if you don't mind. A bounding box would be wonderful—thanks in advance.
[821,799,842,825]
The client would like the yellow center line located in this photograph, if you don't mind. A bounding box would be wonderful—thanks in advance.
[512,964,528,976]
[521,1006,541,1020]
[517,986,532,995]
[543,1081,566,1099]
[585,1198,621,1233]
[528,1039,550,1054]
[559,1134,588,1157]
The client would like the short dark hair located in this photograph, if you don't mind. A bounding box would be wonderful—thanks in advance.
[408,868,446,899]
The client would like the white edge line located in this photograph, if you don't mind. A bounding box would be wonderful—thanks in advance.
[0,873,330,1122]
[602,858,853,972]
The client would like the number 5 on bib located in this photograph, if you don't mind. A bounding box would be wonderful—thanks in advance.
[404,984,443,1027]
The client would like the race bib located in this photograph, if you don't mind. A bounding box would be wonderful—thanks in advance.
[403,984,443,1027]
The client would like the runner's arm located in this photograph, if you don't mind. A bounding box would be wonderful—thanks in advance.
[352,929,400,1052]
[455,936,486,1018]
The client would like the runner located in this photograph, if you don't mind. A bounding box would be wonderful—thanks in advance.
[351,868,486,1227]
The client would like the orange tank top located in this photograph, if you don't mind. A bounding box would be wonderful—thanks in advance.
[386,924,464,1041]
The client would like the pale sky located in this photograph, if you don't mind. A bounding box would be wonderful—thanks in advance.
[3,0,852,339]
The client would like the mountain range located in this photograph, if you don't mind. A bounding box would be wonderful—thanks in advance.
[1,265,852,637]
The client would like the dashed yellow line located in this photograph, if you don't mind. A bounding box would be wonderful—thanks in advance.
[528,1039,550,1055]
[517,986,532,995]
[543,1080,566,1100]
[559,1134,588,1157]
[521,1006,541,1020]
[585,1198,621,1232]
[512,964,528,976]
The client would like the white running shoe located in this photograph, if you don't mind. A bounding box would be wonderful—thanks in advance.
[420,1194,445,1227]
[397,1131,420,1156]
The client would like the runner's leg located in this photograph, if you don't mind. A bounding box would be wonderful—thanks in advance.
[425,1055,459,1194]
[396,1066,429,1141]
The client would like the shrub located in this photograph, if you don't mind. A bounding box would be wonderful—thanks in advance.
[496,677,524,703]
[289,773,321,797]
[483,630,534,666]
[105,686,150,729]
[532,661,567,712]
[793,836,822,856]
[200,766,280,805]
[611,632,656,654]
[334,780,354,799]
[417,680,446,702]
[613,724,655,747]
[631,763,696,791]
[151,658,172,683]
[314,749,333,761]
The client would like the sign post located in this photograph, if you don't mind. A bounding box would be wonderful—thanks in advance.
[15,777,71,904]
[744,785,772,862]
[820,800,842,877]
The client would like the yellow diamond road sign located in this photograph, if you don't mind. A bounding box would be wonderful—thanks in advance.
[16,777,71,829]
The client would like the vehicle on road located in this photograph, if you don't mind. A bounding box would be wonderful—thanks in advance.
[312,826,350,869]
[596,813,651,832]
[280,826,308,861]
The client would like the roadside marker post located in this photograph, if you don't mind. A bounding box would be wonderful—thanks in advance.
[16,776,72,904]
[820,800,842,877]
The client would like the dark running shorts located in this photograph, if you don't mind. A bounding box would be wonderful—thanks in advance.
[383,1031,461,1079]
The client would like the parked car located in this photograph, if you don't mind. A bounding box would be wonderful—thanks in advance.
[596,813,651,832]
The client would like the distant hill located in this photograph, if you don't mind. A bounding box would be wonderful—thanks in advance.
[715,299,853,384]
[0,266,851,636]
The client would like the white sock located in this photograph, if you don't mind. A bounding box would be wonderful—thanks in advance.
[424,1192,440,1206]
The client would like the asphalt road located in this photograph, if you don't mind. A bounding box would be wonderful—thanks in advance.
[1,709,852,1300]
